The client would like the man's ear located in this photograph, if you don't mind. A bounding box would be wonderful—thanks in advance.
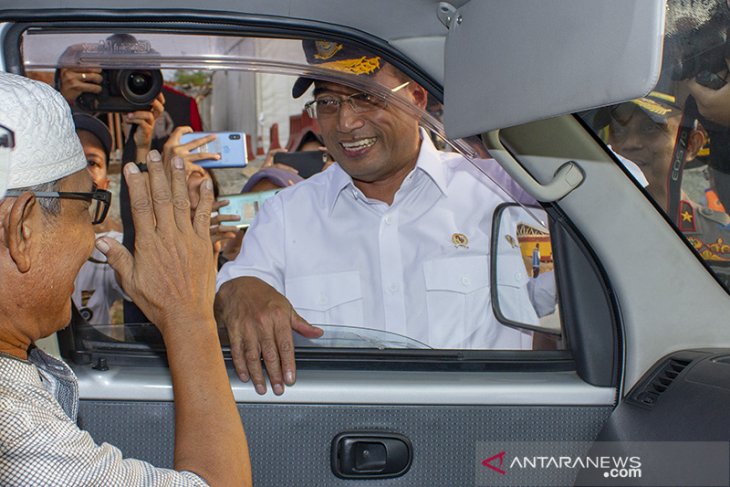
[409,83,429,111]
[686,127,707,162]
[3,192,37,273]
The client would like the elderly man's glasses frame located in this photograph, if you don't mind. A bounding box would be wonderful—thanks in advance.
[5,186,112,225]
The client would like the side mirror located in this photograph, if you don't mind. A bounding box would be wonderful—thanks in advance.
[491,203,560,339]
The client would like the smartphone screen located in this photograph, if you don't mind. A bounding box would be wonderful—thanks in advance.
[179,131,247,169]
[218,188,281,228]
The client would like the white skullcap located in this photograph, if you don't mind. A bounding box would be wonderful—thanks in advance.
[0,72,86,190]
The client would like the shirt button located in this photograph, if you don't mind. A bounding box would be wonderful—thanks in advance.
[319,293,328,305]
[461,276,471,287]
[384,215,392,225]
[515,272,523,281]
[388,284,399,294]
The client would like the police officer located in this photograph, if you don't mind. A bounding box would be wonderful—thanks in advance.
[604,91,730,285]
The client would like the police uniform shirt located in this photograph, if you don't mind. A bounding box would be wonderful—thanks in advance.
[72,230,125,325]
[677,195,730,287]
[217,133,534,349]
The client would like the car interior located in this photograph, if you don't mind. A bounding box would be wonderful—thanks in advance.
[3,1,730,485]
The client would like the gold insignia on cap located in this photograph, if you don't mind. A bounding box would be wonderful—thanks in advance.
[681,210,693,222]
[319,56,381,76]
[634,97,673,117]
[505,234,518,248]
[452,233,469,248]
[314,41,344,60]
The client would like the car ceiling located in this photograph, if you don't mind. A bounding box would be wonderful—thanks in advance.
[0,0,467,41]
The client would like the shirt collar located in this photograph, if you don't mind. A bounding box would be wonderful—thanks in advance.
[325,128,448,214]
[413,128,448,197]
[0,351,43,387]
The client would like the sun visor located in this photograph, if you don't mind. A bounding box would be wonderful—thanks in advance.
[443,0,665,138]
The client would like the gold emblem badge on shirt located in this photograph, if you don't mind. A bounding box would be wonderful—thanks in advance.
[452,233,469,248]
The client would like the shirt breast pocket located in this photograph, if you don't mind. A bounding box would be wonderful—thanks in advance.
[285,271,364,326]
[423,255,490,348]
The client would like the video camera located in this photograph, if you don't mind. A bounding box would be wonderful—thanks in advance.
[76,68,163,112]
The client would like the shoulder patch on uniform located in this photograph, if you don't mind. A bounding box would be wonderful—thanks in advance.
[678,200,696,233]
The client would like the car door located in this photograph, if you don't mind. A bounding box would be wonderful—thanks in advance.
[3,2,728,486]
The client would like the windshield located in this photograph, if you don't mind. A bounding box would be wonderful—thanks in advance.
[578,0,730,291]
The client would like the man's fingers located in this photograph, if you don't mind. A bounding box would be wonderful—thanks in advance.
[260,335,285,395]
[215,214,242,224]
[145,150,175,233]
[170,156,193,232]
[291,311,323,338]
[78,83,103,94]
[166,126,193,148]
[216,225,240,234]
[212,199,229,211]
[242,334,267,395]
[278,316,298,387]
[182,133,217,152]
[185,152,221,163]
[124,162,155,241]
[127,112,155,125]
[192,178,215,238]
[95,237,135,293]
[230,335,251,383]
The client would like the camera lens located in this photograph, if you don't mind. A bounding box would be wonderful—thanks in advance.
[127,72,153,96]
[118,69,163,107]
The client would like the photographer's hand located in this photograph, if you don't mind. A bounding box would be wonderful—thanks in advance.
[58,68,102,106]
[687,70,730,127]
[127,92,166,161]
[210,199,241,248]
[164,126,221,166]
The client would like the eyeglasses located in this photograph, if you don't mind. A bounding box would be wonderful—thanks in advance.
[304,81,410,119]
[305,92,387,119]
[5,186,112,225]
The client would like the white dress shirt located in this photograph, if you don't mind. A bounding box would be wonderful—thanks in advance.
[218,134,534,349]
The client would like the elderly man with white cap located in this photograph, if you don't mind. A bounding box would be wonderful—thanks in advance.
[0,73,251,486]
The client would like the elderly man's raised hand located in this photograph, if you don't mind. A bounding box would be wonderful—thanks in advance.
[95,149,216,332]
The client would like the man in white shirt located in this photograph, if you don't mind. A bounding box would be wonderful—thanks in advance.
[216,40,535,396]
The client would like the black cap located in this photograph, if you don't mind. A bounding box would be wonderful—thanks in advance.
[292,40,383,98]
[592,91,682,130]
[72,113,112,156]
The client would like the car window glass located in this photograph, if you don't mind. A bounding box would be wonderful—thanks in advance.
[20,29,564,353]
[578,1,730,292]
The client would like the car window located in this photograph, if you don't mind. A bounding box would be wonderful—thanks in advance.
[578,1,730,292]
[20,29,564,355]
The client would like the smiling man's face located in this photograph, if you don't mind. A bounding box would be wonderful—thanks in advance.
[314,65,424,188]
[608,106,681,205]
